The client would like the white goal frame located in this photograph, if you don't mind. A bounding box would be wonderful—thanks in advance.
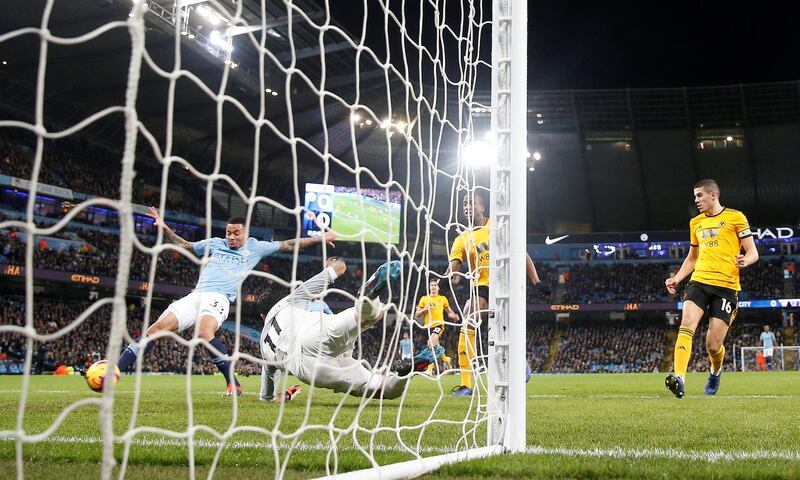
[736,345,799,372]
[338,0,528,477]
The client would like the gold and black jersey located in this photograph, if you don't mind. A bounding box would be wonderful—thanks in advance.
[417,294,450,329]
[449,220,491,287]
[689,208,751,291]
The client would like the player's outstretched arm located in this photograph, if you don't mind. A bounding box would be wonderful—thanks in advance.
[292,257,347,304]
[446,306,459,321]
[526,254,541,285]
[736,236,759,268]
[279,231,336,253]
[665,246,699,295]
[148,206,192,250]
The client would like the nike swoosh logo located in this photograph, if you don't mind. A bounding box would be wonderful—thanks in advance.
[545,234,569,245]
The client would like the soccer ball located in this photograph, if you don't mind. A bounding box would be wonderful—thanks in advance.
[85,360,121,392]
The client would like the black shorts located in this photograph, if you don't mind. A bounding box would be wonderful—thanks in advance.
[684,281,739,324]
[429,325,445,337]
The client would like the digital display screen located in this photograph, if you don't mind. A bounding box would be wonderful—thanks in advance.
[303,183,402,244]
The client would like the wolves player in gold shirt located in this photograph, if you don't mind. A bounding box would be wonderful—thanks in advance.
[447,191,544,397]
[665,179,758,398]
[415,278,459,374]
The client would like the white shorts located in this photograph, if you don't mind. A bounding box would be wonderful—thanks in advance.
[165,291,230,332]
[763,348,774,358]
[295,353,381,395]
[293,307,384,394]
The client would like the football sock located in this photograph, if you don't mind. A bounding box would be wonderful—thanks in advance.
[708,345,725,375]
[208,337,239,387]
[673,326,695,379]
[117,336,155,371]
[458,329,475,389]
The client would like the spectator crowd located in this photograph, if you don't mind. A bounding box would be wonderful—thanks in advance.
[550,320,667,373]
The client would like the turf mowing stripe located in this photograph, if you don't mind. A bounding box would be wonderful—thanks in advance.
[524,446,800,463]
[2,435,799,463]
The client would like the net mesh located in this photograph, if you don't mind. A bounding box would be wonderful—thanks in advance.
[0,0,500,477]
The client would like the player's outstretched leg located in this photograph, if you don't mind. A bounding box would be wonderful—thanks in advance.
[116,336,156,373]
[414,345,445,372]
[198,315,241,396]
[667,300,703,398]
[306,356,409,400]
[262,385,301,403]
[665,373,685,399]
[362,260,401,299]
[116,310,180,374]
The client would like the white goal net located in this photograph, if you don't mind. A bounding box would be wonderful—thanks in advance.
[0,0,527,478]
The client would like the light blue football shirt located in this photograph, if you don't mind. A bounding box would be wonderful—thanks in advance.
[192,237,280,302]
[760,331,777,349]
[400,339,412,359]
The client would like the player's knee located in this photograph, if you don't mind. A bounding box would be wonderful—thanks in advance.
[197,316,220,341]
[146,323,164,337]
[705,339,722,354]
[198,328,216,341]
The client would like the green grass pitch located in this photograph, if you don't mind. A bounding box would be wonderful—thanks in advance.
[331,193,401,244]
[1,372,798,479]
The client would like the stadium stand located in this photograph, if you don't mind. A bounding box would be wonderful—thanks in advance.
[549,320,667,373]
[1,131,796,376]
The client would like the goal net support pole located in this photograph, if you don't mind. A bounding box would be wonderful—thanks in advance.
[488,0,527,452]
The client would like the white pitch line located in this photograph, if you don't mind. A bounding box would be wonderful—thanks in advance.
[524,445,800,463]
[0,390,77,394]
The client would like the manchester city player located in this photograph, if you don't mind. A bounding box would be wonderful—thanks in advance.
[115,207,335,396]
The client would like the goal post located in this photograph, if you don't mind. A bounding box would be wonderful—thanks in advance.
[738,345,800,372]
[488,0,528,452]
